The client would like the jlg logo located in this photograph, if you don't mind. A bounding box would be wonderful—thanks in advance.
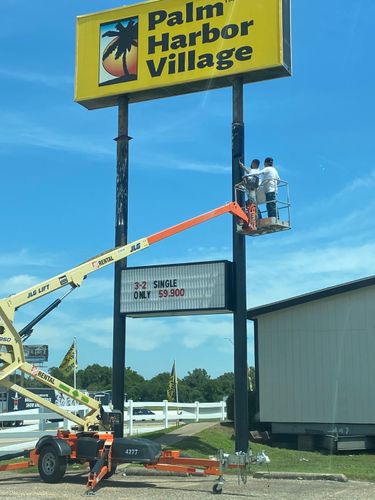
[27,284,50,299]
[130,243,141,253]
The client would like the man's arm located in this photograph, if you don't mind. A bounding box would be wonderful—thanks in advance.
[239,161,251,174]
[248,168,264,176]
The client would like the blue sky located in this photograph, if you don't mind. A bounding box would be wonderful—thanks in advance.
[1,0,374,380]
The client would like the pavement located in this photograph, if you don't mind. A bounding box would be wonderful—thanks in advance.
[1,470,375,499]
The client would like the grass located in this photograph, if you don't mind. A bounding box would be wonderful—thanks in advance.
[0,456,32,467]
[158,424,375,482]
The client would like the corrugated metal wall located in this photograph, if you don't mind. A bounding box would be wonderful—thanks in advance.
[257,286,375,424]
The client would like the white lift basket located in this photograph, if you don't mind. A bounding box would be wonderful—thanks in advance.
[235,179,291,236]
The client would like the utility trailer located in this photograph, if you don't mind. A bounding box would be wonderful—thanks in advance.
[1,430,270,494]
[0,201,276,494]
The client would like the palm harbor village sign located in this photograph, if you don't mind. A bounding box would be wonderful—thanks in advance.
[75,0,291,109]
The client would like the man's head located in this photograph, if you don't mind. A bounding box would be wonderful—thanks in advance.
[251,159,260,169]
[264,157,274,166]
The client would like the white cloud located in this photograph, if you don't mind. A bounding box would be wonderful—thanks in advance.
[174,161,230,174]
[247,242,375,307]
[177,316,232,349]
[127,318,173,351]
[0,249,58,269]
[26,314,173,354]
[0,111,113,157]
[299,168,375,221]
[334,168,375,198]
[316,154,342,171]
[68,277,114,302]
[0,274,38,297]
[16,312,114,354]
[23,323,75,350]
[137,150,230,174]
[186,245,231,260]
[0,68,73,88]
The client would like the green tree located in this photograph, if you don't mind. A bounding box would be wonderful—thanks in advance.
[42,365,246,405]
[226,366,257,427]
[215,372,234,400]
[182,368,212,402]
[124,367,145,401]
[77,364,112,391]
[16,373,44,388]
[175,379,190,402]
[49,366,74,387]
[140,372,170,402]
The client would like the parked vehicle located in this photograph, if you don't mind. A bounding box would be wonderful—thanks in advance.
[133,408,155,421]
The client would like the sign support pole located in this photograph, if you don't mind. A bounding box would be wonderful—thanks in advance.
[112,95,130,438]
[232,77,249,452]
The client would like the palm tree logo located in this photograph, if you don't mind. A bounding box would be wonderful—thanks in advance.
[99,18,138,86]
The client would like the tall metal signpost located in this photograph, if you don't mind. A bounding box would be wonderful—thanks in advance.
[75,0,291,448]
[112,96,130,437]
[232,78,248,451]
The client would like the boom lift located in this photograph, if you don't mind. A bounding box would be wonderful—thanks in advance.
[0,202,270,494]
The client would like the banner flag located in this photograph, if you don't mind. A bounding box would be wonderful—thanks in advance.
[59,341,76,376]
[167,360,177,402]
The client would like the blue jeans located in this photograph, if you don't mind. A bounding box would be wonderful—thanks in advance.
[266,192,277,217]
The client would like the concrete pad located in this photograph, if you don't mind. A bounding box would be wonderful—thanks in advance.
[254,471,348,482]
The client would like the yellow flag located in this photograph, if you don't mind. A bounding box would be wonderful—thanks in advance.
[167,361,177,402]
[59,342,76,375]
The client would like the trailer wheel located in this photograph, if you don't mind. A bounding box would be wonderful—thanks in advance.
[38,445,67,483]
[213,483,223,494]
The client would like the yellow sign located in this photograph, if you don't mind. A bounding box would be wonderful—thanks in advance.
[75,0,291,109]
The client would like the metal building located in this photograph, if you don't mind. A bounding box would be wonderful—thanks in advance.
[248,275,375,451]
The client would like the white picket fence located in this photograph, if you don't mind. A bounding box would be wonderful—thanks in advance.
[0,400,226,442]
[125,400,226,436]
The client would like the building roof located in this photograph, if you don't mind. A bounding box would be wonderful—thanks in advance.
[247,275,375,319]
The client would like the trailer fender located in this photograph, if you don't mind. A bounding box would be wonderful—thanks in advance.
[35,435,71,457]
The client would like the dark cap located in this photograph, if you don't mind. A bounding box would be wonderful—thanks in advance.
[264,157,274,166]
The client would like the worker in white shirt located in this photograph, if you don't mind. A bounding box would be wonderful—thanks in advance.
[249,157,280,218]
[239,159,262,219]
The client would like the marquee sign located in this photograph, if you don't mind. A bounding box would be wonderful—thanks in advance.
[120,261,233,317]
[75,0,291,109]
